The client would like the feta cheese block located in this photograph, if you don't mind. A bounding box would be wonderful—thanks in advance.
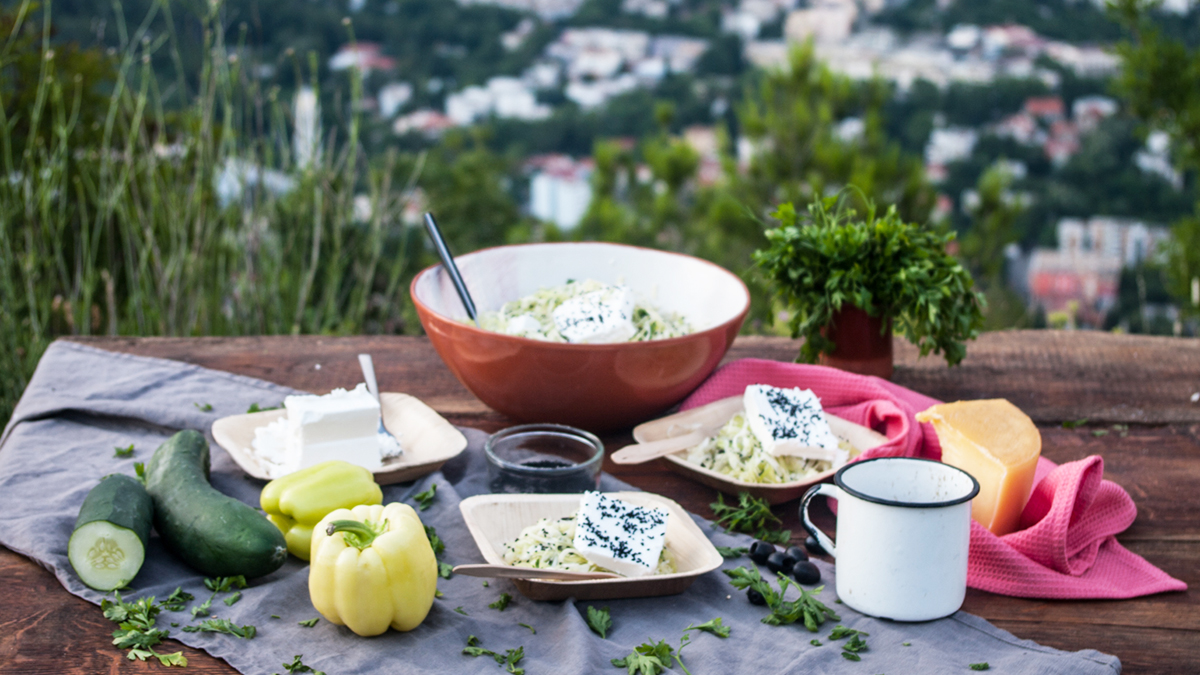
[283,383,384,472]
[572,492,669,578]
[551,285,637,344]
[744,384,844,462]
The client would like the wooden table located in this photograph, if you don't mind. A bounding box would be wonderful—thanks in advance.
[1,331,1197,673]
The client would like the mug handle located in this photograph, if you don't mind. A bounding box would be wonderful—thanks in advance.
[800,483,840,559]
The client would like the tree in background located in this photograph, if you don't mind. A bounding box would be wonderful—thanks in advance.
[733,43,933,224]
[1112,0,1200,321]
[960,163,1030,329]
[578,43,935,328]
[415,129,546,253]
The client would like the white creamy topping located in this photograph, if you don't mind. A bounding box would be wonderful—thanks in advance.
[551,285,636,344]
[744,384,845,462]
[505,314,543,338]
[572,492,668,578]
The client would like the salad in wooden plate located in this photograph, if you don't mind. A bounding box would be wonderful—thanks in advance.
[618,392,887,504]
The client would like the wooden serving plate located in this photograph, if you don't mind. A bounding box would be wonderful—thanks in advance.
[632,395,889,504]
[211,392,468,484]
[458,491,723,601]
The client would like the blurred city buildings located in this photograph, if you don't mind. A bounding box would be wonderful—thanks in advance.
[1020,218,1170,327]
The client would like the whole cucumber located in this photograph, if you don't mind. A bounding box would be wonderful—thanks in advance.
[145,430,286,578]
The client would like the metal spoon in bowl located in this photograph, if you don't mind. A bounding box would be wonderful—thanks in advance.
[451,563,619,581]
[423,212,479,327]
[357,353,402,458]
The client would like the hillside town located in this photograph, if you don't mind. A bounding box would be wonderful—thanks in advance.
[198,0,1197,335]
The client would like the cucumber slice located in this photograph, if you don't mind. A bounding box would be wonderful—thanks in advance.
[68,521,146,590]
[69,474,153,591]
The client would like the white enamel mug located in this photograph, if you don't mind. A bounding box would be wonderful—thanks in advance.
[800,457,980,622]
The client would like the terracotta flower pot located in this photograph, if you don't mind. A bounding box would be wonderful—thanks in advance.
[818,306,894,380]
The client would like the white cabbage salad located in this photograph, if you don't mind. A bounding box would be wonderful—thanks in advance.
[684,412,854,484]
[501,513,676,575]
[478,279,691,343]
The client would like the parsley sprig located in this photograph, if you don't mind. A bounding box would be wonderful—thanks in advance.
[191,576,247,618]
[587,606,612,639]
[611,619,730,675]
[413,483,438,511]
[828,626,870,660]
[424,524,453,578]
[247,403,281,413]
[724,565,839,631]
[161,587,194,612]
[276,654,325,675]
[463,635,526,674]
[715,546,748,559]
[489,592,513,611]
[101,592,188,667]
[710,492,789,545]
[182,618,256,638]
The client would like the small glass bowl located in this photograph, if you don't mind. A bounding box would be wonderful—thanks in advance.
[485,423,604,494]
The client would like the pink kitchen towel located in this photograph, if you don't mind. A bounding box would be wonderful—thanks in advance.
[679,358,1187,600]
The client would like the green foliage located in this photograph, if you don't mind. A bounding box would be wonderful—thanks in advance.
[101,592,188,667]
[875,0,1123,42]
[960,162,1026,287]
[586,605,612,639]
[735,42,934,224]
[709,492,789,544]
[723,565,839,631]
[755,197,984,366]
[0,2,523,425]
[1113,0,1200,319]
[0,4,116,158]
[959,162,1034,331]
[576,43,934,330]
[1103,263,1177,333]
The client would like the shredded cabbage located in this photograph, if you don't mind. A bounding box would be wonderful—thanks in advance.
[478,279,691,342]
[684,413,852,484]
[501,513,676,576]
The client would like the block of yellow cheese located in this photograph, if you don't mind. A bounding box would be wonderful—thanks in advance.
[915,399,1041,536]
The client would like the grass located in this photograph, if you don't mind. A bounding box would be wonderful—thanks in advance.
[0,0,426,425]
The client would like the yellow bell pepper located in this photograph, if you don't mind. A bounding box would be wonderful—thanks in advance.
[309,503,438,636]
[260,460,383,560]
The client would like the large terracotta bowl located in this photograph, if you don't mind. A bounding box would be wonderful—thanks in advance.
[410,242,750,432]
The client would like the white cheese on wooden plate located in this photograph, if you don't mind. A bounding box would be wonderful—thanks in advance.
[744,384,844,462]
[572,492,668,578]
[551,285,636,343]
[250,383,399,478]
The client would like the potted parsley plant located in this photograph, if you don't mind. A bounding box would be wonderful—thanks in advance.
[754,196,984,378]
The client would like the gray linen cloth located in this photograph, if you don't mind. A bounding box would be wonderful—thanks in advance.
[0,340,1121,675]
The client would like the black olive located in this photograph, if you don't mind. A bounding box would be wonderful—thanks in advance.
[748,540,775,564]
[792,560,821,585]
[785,546,809,562]
[765,551,795,575]
[747,588,766,606]
[804,535,826,556]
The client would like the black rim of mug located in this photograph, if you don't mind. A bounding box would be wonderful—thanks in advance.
[833,456,981,509]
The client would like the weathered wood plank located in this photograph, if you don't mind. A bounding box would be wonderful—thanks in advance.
[66,330,1200,425]
[0,547,226,674]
